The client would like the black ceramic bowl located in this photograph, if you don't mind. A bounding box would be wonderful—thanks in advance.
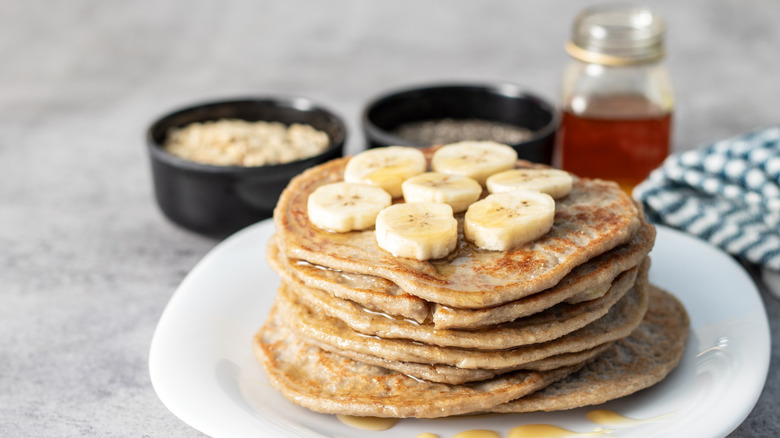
[362,83,558,164]
[146,97,347,237]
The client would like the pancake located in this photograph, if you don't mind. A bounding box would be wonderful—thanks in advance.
[268,219,655,329]
[280,257,643,349]
[253,285,688,418]
[274,156,643,308]
[492,285,690,413]
[274,267,650,370]
[254,303,581,418]
[267,234,430,323]
[433,220,655,328]
[295,333,614,385]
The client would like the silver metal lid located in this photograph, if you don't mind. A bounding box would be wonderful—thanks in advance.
[566,3,666,66]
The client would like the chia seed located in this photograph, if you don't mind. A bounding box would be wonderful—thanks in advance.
[392,118,533,146]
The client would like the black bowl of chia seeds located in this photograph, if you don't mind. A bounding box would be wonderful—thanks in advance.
[361,83,559,164]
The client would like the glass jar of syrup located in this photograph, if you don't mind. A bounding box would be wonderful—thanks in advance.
[556,4,674,193]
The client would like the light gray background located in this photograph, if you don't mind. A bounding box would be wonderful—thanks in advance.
[2,0,778,436]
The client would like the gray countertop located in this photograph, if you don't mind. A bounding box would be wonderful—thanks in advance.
[2,0,778,436]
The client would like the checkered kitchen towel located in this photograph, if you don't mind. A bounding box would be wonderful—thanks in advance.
[633,127,780,271]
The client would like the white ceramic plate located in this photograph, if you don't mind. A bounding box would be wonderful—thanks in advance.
[149,221,770,438]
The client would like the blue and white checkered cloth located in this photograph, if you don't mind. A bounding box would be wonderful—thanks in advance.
[634,127,780,272]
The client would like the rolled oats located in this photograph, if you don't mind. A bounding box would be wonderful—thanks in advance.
[164,119,330,166]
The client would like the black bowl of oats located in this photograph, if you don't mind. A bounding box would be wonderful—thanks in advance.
[362,83,558,164]
[147,97,347,237]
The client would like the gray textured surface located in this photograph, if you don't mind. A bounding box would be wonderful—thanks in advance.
[1,0,778,436]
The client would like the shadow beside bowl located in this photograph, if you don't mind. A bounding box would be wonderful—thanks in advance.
[362,83,559,164]
[147,97,347,238]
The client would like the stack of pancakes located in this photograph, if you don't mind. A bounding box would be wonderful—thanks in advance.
[254,153,689,418]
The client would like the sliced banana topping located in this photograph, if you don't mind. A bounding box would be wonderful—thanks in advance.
[486,168,573,199]
[375,202,458,261]
[307,182,392,233]
[431,141,518,186]
[344,146,427,198]
[464,190,555,251]
[401,172,482,214]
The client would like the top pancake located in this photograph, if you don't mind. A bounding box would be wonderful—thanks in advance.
[267,218,655,328]
[274,154,643,308]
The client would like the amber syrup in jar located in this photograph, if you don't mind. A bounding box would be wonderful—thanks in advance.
[557,4,674,194]
[559,95,672,192]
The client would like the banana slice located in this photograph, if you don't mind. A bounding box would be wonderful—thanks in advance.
[464,190,555,251]
[431,141,518,186]
[307,182,392,233]
[486,168,574,199]
[344,146,427,198]
[401,172,482,213]
[375,202,458,260]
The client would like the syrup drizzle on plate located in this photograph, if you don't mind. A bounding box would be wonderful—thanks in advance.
[507,424,611,437]
[586,409,673,426]
[453,430,501,438]
[336,414,399,431]
[338,409,673,436]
